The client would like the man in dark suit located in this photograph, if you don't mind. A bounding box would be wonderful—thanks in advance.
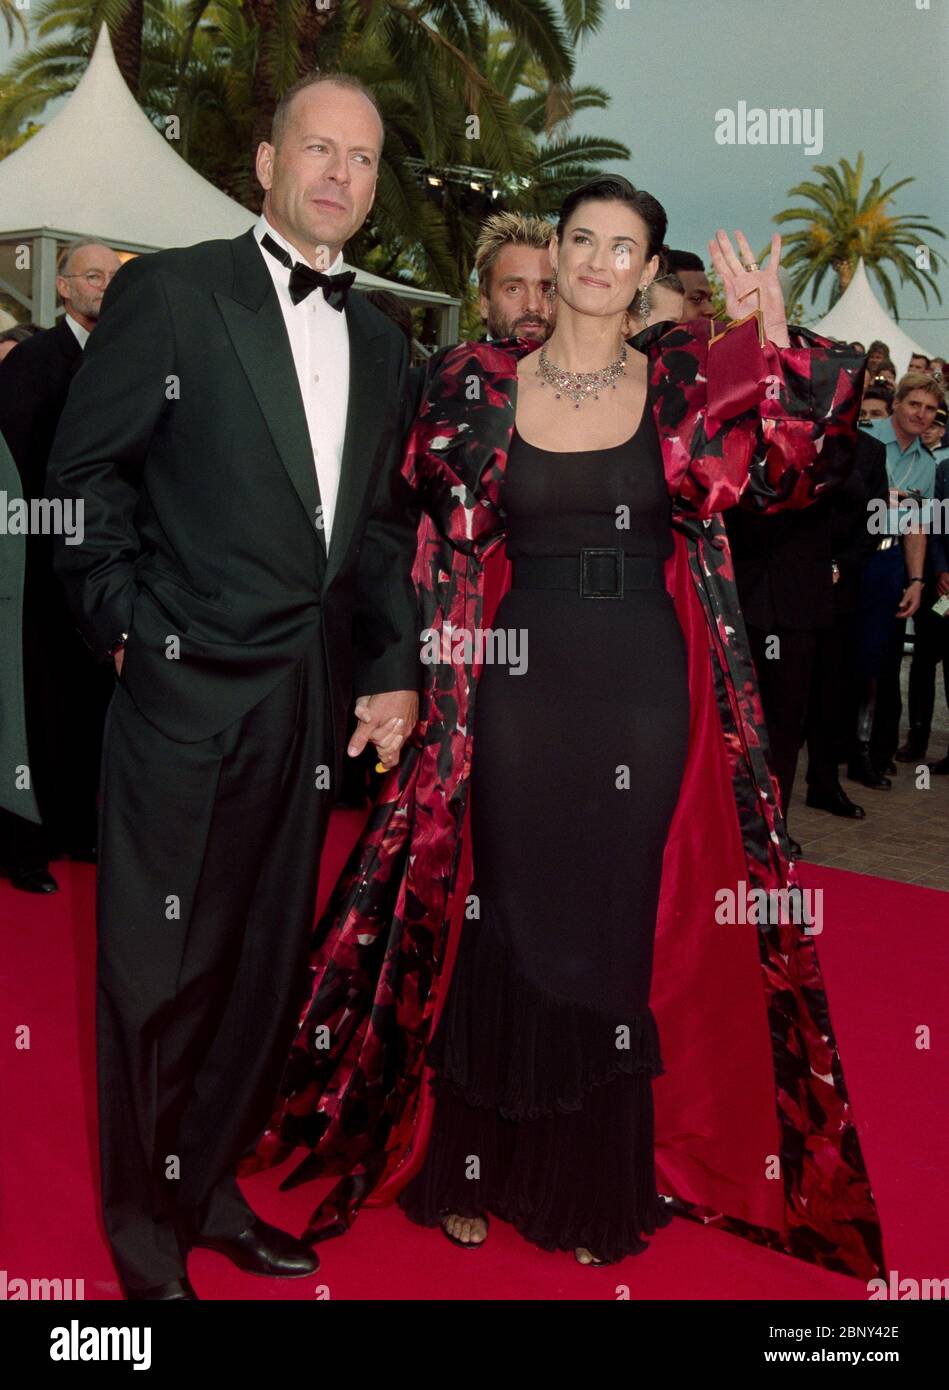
[725,471,846,848]
[46,73,421,1300]
[912,456,949,772]
[0,238,121,892]
[804,430,890,815]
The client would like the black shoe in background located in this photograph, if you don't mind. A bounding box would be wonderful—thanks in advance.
[846,755,892,790]
[805,787,866,819]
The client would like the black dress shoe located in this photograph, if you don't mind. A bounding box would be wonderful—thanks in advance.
[846,755,891,790]
[884,760,897,775]
[805,787,866,819]
[187,1217,320,1278]
[10,868,59,894]
[895,740,928,763]
[928,756,949,775]
[787,837,802,858]
[125,1277,198,1300]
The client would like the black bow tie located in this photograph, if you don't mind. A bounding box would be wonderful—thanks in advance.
[260,233,355,310]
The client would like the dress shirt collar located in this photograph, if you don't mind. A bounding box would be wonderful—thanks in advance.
[253,213,345,280]
[64,314,90,349]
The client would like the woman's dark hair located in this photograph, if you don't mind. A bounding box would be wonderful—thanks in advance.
[555,176,667,261]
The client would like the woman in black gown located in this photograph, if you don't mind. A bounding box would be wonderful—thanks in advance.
[247,174,882,1278]
[397,177,725,1263]
[399,396,689,1263]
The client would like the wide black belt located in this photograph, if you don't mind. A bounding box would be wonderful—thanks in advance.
[510,548,664,599]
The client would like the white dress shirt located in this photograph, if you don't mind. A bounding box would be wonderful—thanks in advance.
[65,315,90,349]
[253,213,350,550]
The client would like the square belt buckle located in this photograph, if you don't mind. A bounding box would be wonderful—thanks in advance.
[580,547,624,598]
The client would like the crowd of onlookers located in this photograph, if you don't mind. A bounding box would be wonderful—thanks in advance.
[1,218,946,890]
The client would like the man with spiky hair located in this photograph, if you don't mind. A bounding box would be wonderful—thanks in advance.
[474,211,557,342]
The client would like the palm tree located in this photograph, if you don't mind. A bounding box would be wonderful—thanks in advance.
[1,0,28,43]
[0,0,628,298]
[490,25,630,213]
[766,153,945,319]
[337,20,632,305]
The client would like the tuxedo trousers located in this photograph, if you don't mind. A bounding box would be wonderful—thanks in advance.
[746,624,819,817]
[805,611,859,797]
[96,633,333,1289]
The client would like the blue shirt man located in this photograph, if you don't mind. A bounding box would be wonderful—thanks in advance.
[860,415,937,537]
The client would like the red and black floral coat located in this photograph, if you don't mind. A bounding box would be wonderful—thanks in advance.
[241,315,887,1282]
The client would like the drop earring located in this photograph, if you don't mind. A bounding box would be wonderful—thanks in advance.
[546,271,558,299]
[638,283,651,325]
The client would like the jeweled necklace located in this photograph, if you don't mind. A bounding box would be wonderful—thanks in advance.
[535,342,628,408]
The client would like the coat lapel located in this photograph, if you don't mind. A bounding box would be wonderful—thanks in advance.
[55,315,85,376]
[215,230,324,556]
[322,293,390,591]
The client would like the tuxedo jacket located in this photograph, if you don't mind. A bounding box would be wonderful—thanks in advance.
[724,429,887,630]
[45,230,421,785]
[828,430,889,612]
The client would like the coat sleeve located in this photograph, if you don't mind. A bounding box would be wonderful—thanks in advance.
[672,318,864,521]
[351,334,423,697]
[930,460,949,575]
[0,340,47,495]
[833,433,889,581]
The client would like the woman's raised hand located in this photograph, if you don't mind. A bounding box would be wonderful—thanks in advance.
[707,229,789,348]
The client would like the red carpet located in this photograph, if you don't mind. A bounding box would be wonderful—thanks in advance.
[2,811,946,1300]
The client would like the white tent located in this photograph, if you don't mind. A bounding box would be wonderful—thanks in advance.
[811,258,934,375]
[0,24,460,339]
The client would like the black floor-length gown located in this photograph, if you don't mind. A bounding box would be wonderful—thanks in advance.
[399,388,691,1262]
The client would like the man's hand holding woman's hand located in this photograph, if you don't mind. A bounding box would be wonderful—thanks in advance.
[348,690,419,771]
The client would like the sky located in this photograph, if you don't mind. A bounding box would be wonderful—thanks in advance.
[570,0,949,344]
[2,1,947,343]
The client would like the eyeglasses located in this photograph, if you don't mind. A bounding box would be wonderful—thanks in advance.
[60,270,116,288]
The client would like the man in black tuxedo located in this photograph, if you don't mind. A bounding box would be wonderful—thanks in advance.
[0,239,121,891]
[46,74,421,1300]
[725,467,854,846]
[804,431,890,815]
